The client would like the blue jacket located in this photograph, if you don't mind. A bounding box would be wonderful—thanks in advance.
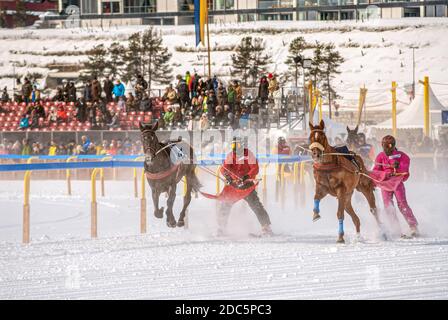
[20,117,29,128]
[82,138,91,153]
[113,83,125,97]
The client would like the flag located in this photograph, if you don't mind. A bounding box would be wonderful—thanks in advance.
[194,0,208,46]
[200,182,259,203]
[368,170,406,192]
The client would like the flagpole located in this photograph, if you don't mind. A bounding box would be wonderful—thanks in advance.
[206,4,211,78]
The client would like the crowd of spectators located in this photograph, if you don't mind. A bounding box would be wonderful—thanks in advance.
[1,71,281,132]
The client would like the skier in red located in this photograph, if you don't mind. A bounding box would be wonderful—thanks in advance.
[217,137,272,236]
[373,135,419,237]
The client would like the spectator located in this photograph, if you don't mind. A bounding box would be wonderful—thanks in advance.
[199,113,209,131]
[107,111,120,129]
[217,82,227,107]
[29,108,39,129]
[87,102,96,127]
[19,114,30,130]
[68,82,77,102]
[81,135,91,154]
[47,107,57,124]
[206,89,217,117]
[163,84,178,104]
[113,79,125,102]
[227,84,236,112]
[173,105,183,124]
[91,77,102,102]
[31,85,41,103]
[139,93,152,112]
[163,106,174,124]
[21,139,31,155]
[103,76,114,103]
[233,81,243,111]
[258,75,269,106]
[22,77,32,104]
[52,87,64,102]
[267,73,279,97]
[75,98,87,122]
[83,80,92,102]
[135,74,148,100]
[57,105,68,123]
[48,141,57,156]
[1,87,9,103]
[126,92,136,112]
[63,80,70,101]
[176,75,190,110]
[35,101,46,119]
[117,96,126,112]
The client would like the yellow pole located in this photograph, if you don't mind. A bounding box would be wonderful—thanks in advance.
[140,170,147,234]
[23,170,32,244]
[280,163,286,211]
[356,87,367,126]
[299,161,306,206]
[66,156,77,196]
[391,81,397,137]
[423,76,430,137]
[133,156,145,198]
[216,166,221,196]
[100,156,112,197]
[91,168,100,238]
[183,178,188,197]
[262,164,268,204]
[308,80,313,123]
[318,94,323,123]
[205,2,211,78]
[22,157,37,244]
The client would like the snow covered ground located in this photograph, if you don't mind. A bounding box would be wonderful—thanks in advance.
[1,170,448,299]
[1,18,448,110]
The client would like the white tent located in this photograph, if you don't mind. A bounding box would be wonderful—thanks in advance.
[374,83,447,129]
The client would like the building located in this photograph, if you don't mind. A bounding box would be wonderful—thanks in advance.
[0,0,58,28]
[50,0,447,27]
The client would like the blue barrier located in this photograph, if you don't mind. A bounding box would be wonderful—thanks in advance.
[0,156,312,172]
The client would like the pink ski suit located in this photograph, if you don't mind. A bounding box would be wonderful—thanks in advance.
[373,149,418,227]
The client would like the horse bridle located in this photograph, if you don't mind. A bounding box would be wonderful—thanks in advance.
[309,129,326,152]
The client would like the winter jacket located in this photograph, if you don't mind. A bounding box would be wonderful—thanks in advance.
[221,148,259,182]
[268,78,279,94]
[83,84,92,101]
[48,146,57,156]
[177,79,189,99]
[21,144,31,155]
[113,83,125,98]
[258,78,269,100]
[20,117,29,129]
[373,149,411,182]
[163,111,174,123]
[22,81,32,98]
[103,80,114,97]
[92,80,102,100]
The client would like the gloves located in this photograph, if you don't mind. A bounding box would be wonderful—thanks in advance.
[241,174,250,182]
[392,161,399,169]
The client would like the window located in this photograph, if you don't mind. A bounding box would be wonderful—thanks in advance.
[214,0,235,10]
[124,0,156,13]
[102,1,120,14]
[81,0,97,14]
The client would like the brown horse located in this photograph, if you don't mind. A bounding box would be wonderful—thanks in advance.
[309,120,384,243]
[140,121,201,228]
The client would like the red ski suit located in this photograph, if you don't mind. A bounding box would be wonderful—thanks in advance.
[220,149,259,182]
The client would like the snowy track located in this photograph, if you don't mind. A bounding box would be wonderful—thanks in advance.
[1,180,448,299]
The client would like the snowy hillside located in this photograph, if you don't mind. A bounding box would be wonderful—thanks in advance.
[1,18,448,111]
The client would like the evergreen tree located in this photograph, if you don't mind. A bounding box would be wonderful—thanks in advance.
[83,44,108,79]
[0,5,7,28]
[141,27,173,90]
[321,43,344,119]
[121,32,144,83]
[14,0,28,28]
[231,36,272,87]
[285,37,308,85]
[107,42,126,79]
[309,42,326,90]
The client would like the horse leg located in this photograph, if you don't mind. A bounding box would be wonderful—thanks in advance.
[336,194,346,244]
[313,187,327,222]
[359,185,388,240]
[178,179,192,228]
[344,195,361,235]
[151,188,163,219]
[165,185,177,228]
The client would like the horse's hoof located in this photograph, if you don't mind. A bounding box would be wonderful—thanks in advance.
[154,207,164,219]
[336,238,345,244]
[177,220,185,228]
[167,220,177,228]
[312,213,321,222]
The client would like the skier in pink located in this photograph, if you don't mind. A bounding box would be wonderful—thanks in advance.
[373,135,419,237]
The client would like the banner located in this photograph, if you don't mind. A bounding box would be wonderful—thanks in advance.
[194,0,208,46]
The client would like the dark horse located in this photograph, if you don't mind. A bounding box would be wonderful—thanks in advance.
[346,125,360,151]
[139,121,201,228]
[309,120,384,243]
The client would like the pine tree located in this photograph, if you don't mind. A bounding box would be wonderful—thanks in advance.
[14,0,28,28]
[107,42,126,79]
[231,37,271,87]
[141,27,173,90]
[121,32,144,83]
[309,42,326,90]
[285,37,308,85]
[83,44,108,79]
[321,43,344,119]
